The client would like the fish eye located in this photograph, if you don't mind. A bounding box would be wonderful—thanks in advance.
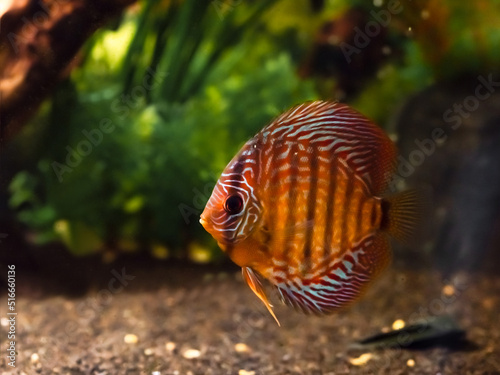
[223,194,244,215]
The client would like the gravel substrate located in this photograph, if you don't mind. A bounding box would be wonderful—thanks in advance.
[1,258,499,374]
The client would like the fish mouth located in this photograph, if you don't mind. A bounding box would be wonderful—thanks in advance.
[199,214,228,252]
[199,209,212,231]
[199,216,207,227]
[199,214,209,230]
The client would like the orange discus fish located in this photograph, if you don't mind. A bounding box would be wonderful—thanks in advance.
[200,101,419,325]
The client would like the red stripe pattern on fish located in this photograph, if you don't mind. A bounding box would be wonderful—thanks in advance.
[200,101,419,325]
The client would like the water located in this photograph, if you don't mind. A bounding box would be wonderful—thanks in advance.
[1,1,499,373]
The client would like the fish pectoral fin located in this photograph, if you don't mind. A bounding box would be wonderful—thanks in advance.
[242,267,280,327]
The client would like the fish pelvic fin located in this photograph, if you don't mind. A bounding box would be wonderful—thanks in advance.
[242,267,280,327]
[380,189,427,243]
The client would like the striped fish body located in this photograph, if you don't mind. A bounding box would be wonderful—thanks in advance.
[255,153,388,314]
[201,101,416,320]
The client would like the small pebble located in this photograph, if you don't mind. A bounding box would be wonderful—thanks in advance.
[31,353,40,363]
[124,334,138,344]
[382,45,392,56]
[166,342,176,351]
[0,317,8,327]
[234,343,250,353]
[407,359,415,367]
[144,348,154,356]
[183,349,201,359]
[238,371,255,375]
[152,372,161,375]
[101,251,117,264]
[392,319,405,330]
[217,272,228,280]
[151,243,169,259]
[349,353,373,366]
[203,273,214,282]
[482,297,495,309]
[443,284,455,296]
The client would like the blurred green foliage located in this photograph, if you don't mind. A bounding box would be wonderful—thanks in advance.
[9,0,320,259]
[8,0,500,260]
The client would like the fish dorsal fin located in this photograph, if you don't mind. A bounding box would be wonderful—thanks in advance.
[275,233,391,315]
[242,267,280,326]
[265,101,397,195]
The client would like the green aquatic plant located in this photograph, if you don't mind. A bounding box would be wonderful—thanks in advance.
[8,0,318,258]
[9,0,499,261]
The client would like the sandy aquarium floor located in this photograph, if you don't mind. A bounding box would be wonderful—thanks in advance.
[1,257,500,375]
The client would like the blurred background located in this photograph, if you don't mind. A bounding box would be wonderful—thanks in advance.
[2,0,500,271]
[1,0,500,373]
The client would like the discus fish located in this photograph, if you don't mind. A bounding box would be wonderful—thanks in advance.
[200,101,419,325]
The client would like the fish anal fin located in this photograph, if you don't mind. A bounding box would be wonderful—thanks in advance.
[276,234,391,315]
[359,232,392,279]
[242,267,280,326]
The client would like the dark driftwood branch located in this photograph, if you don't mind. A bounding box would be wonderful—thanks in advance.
[0,0,137,141]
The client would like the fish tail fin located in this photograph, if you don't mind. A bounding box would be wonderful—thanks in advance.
[380,189,427,243]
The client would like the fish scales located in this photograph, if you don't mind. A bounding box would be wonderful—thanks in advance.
[257,139,377,282]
